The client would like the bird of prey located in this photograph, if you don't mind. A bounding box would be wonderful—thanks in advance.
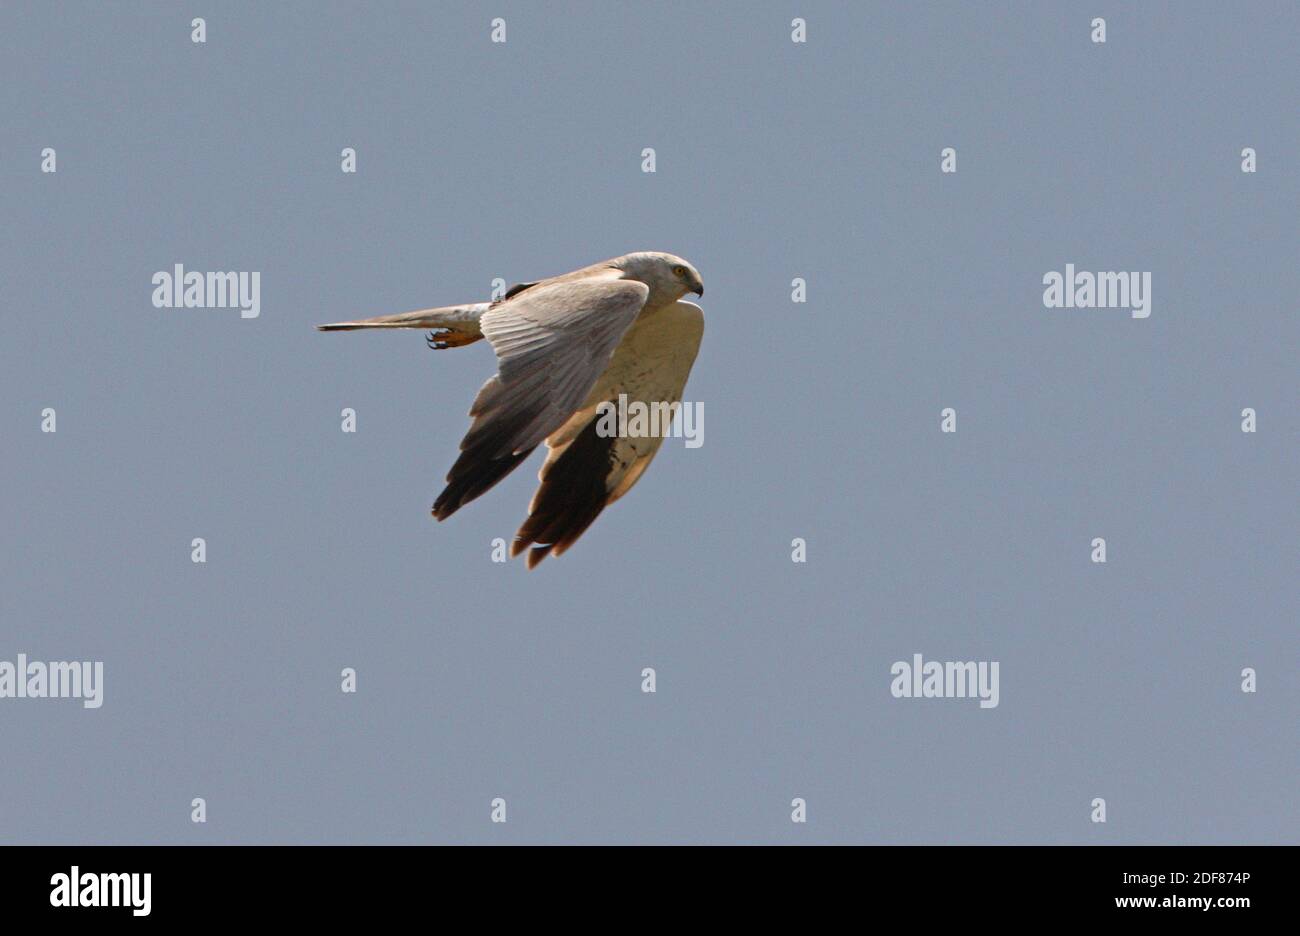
[318,252,705,567]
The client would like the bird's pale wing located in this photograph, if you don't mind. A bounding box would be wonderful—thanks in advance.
[432,277,649,520]
[512,300,705,567]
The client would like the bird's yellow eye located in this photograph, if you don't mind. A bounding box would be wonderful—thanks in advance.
[672,266,686,277]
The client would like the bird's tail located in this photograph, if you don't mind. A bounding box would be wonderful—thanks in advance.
[316,302,489,347]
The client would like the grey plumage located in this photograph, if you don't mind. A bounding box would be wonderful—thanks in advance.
[318,251,705,567]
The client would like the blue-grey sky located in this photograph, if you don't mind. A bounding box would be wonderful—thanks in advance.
[1,1,1295,843]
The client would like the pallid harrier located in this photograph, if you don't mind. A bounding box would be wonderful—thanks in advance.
[318,252,704,568]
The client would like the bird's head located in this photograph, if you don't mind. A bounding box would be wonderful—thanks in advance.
[615,251,704,304]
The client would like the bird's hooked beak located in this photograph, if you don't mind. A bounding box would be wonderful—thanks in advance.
[689,276,704,298]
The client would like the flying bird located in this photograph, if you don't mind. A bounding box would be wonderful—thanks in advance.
[318,252,705,567]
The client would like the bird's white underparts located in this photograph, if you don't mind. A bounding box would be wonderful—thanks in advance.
[318,251,705,568]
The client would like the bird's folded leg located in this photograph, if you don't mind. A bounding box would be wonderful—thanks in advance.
[426,327,480,350]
